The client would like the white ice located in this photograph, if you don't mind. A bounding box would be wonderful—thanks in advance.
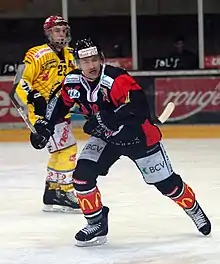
[0,139,220,264]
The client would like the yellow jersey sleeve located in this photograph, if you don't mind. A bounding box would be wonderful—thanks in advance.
[16,47,41,105]
[65,47,77,74]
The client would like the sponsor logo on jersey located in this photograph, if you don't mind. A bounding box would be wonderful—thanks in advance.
[64,74,80,84]
[45,96,58,120]
[34,47,53,59]
[58,123,70,147]
[41,59,58,70]
[101,74,114,89]
[68,88,80,99]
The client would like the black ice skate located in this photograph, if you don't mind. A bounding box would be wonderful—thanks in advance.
[42,185,63,212]
[43,184,61,205]
[59,190,80,212]
[42,183,80,213]
[184,201,211,236]
[75,206,109,247]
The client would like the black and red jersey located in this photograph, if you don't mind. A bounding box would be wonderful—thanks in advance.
[47,64,162,146]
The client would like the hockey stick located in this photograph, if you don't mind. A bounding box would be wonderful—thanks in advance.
[157,102,175,123]
[70,102,175,123]
[10,80,174,132]
[9,85,37,134]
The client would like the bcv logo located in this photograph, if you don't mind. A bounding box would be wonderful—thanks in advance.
[68,88,80,99]
[143,161,165,174]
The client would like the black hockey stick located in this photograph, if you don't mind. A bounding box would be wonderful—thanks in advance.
[70,102,175,123]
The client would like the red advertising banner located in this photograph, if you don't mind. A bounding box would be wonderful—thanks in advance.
[0,80,23,123]
[155,77,220,121]
[205,55,220,69]
[105,57,132,70]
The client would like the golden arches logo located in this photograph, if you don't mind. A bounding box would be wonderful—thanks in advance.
[78,198,93,211]
[95,192,101,207]
[78,191,102,211]
[176,198,193,208]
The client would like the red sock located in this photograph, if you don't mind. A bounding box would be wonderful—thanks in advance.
[76,186,102,217]
[167,182,196,209]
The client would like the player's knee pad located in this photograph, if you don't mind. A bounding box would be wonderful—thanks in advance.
[154,172,184,197]
[73,160,99,192]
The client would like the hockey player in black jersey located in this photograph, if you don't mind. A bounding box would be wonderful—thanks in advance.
[30,37,211,247]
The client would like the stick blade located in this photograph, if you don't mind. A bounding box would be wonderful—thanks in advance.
[158,102,175,123]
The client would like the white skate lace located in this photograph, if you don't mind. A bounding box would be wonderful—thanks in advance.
[81,223,102,235]
[188,207,207,229]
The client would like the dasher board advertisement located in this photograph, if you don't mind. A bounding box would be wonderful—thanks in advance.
[155,77,220,124]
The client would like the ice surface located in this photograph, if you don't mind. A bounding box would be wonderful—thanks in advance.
[0,139,220,264]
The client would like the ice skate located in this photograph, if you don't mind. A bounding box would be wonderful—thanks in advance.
[184,201,211,236]
[75,206,109,247]
[43,184,80,213]
[42,183,62,212]
[59,189,81,212]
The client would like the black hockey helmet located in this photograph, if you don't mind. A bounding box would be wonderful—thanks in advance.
[74,37,104,61]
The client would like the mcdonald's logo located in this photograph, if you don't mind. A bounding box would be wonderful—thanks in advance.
[78,198,93,211]
[176,198,193,208]
[95,192,101,207]
[78,189,102,212]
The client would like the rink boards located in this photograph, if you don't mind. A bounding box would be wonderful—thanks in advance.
[0,125,220,142]
[1,70,220,142]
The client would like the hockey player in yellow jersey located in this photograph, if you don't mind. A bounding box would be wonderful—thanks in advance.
[16,15,80,212]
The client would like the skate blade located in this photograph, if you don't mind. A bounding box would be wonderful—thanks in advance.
[42,205,81,214]
[60,206,82,214]
[42,204,61,212]
[75,236,107,247]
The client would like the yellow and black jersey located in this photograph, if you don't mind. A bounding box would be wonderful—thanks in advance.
[16,43,76,123]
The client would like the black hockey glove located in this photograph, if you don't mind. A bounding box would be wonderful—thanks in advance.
[83,111,119,138]
[30,119,54,149]
[27,90,47,116]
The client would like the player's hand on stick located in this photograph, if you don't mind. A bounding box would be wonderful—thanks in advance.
[83,111,118,138]
[30,119,54,149]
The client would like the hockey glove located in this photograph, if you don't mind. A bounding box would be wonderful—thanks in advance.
[30,119,54,149]
[27,90,47,116]
[83,111,119,138]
